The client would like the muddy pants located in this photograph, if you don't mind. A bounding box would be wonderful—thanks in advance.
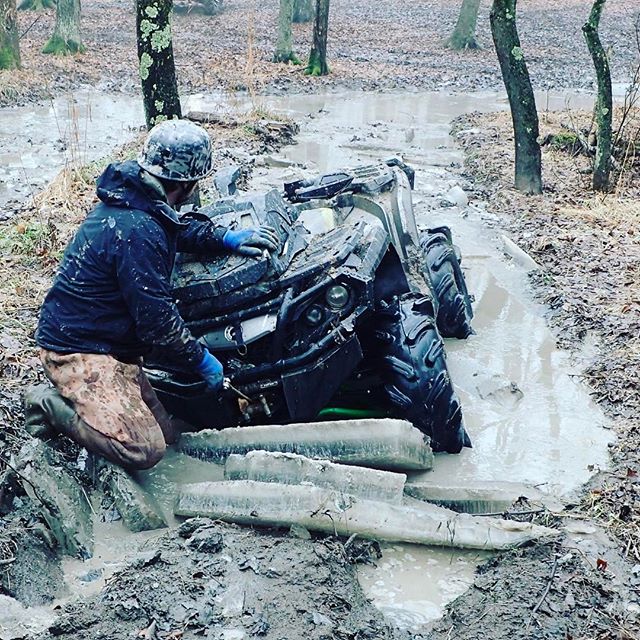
[24,350,173,470]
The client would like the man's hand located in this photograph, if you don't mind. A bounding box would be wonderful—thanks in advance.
[196,349,224,393]
[222,225,279,257]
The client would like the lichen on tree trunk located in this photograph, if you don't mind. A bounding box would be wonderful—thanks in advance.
[42,0,84,55]
[583,0,612,192]
[306,0,329,76]
[0,0,21,69]
[445,0,481,50]
[490,0,542,195]
[136,0,182,129]
[273,0,300,64]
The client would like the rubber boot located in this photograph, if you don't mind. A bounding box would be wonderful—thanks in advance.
[24,383,166,470]
[23,383,64,439]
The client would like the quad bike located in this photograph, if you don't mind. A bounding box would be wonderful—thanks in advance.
[146,159,474,453]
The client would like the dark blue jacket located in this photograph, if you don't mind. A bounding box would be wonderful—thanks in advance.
[36,161,226,368]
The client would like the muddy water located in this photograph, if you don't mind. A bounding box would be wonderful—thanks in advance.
[235,90,614,628]
[245,90,613,495]
[0,92,144,210]
[2,86,619,211]
[2,88,616,632]
[62,450,224,599]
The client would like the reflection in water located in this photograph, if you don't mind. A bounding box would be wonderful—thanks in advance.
[1,93,144,206]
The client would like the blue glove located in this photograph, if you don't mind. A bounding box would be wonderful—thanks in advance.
[222,226,279,257]
[196,349,224,392]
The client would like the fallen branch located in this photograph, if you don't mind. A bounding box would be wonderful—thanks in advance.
[185,110,237,127]
[19,15,42,39]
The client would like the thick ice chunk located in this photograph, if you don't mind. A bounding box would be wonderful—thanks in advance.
[225,451,406,503]
[179,419,433,472]
[175,480,557,551]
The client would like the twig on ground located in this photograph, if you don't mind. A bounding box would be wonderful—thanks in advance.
[526,555,558,630]
[0,452,48,508]
[474,508,547,518]
[19,15,41,39]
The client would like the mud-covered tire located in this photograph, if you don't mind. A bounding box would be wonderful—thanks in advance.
[366,294,470,453]
[420,226,473,339]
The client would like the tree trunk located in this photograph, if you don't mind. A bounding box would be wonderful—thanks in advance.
[0,0,20,69]
[136,0,182,129]
[445,0,481,50]
[18,0,55,11]
[490,0,542,195]
[273,0,299,64]
[306,0,329,76]
[293,0,313,23]
[583,0,612,192]
[42,0,84,55]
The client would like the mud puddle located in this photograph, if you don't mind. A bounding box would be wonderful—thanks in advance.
[232,89,615,628]
[2,88,618,634]
[2,84,628,212]
[0,91,145,211]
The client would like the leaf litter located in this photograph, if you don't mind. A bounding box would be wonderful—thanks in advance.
[2,0,638,106]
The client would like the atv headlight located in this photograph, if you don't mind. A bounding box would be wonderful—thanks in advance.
[305,304,324,326]
[325,284,350,310]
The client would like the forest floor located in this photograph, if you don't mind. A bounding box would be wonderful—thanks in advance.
[1,0,638,106]
[1,0,640,639]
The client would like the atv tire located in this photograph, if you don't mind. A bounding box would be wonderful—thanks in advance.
[420,226,473,339]
[368,294,470,453]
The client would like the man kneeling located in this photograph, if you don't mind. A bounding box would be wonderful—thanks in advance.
[25,119,278,470]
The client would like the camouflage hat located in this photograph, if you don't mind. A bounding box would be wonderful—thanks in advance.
[137,119,213,182]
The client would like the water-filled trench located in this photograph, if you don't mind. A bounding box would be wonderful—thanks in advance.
[2,88,617,632]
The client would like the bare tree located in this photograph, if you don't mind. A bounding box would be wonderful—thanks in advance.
[583,0,612,191]
[306,0,329,76]
[43,0,84,55]
[274,0,300,64]
[445,0,481,50]
[136,0,182,129]
[490,0,542,194]
[0,0,20,69]
[293,0,313,23]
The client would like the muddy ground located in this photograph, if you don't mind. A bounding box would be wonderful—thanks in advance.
[1,0,639,106]
[44,520,406,640]
[1,115,638,638]
[2,0,640,639]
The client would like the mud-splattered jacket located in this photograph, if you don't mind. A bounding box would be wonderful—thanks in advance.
[36,160,226,367]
